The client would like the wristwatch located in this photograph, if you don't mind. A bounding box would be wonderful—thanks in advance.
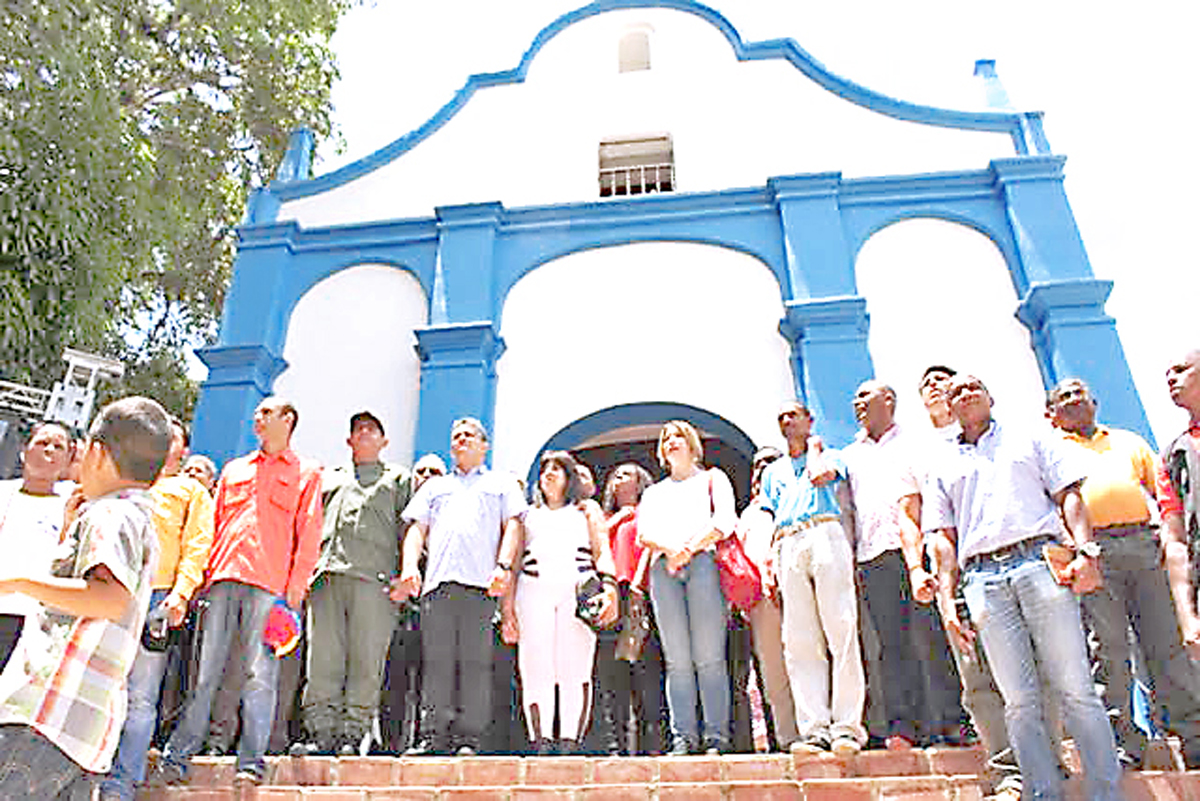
[1076,541,1102,560]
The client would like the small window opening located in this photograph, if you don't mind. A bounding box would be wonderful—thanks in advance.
[619,31,651,73]
[599,135,674,198]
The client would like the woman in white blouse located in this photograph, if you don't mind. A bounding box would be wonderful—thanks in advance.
[501,450,617,754]
[636,420,737,754]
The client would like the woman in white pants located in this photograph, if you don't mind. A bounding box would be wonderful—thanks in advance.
[502,451,617,753]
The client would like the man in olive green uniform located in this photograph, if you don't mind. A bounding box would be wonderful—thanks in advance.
[296,411,414,755]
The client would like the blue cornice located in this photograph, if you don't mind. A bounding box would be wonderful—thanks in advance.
[272,0,1048,203]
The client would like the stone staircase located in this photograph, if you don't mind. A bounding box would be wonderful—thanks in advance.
[135,746,1200,800]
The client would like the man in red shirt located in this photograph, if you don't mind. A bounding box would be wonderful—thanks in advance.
[1159,350,1200,664]
[155,397,322,788]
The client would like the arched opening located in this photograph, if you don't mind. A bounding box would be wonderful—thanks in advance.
[855,217,1047,432]
[273,263,427,468]
[491,241,793,485]
[531,402,756,510]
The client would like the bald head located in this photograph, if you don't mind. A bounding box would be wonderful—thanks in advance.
[1167,350,1200,419]
[852,380,897,440]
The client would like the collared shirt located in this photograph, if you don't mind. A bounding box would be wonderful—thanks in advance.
[317,462,413,582]
[1157,428,1200,519]
[841,424,916,563]
[402,465,527,595]
[0,488,156,772]
[759,450,846,529]
[1057,425,1157,529]
[922,420,1084,567]
[149,474,214,598]
[0,481,67,617]
[206,448,323,600]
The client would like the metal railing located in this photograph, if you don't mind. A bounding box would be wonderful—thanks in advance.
[0,380,51,420]
[599,162,675,197]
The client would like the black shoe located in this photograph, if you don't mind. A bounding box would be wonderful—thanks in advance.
[704,736,731,755]
[405,738,450,757]
[233,769,263,787]
[669,735,698,756]
[289,741,333,757]
[147,759,188,787]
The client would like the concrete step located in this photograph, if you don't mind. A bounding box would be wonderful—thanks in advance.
[133,747,1200,801]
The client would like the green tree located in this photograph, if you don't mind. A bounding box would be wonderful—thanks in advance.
[1,0,348,418]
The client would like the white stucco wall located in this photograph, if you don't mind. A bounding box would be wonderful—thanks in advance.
[490,241,796,477]
[855,218,1048,432]
[273,264,428,469]
[278,8,1012,228]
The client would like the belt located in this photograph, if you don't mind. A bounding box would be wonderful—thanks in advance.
[964,534,1056,572]
[772,514,840,546]
[1092,521,1155,539]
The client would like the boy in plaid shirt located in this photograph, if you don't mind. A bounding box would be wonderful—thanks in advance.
[0,397,171,799]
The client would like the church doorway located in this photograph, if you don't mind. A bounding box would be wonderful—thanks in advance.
[528,403,756,511]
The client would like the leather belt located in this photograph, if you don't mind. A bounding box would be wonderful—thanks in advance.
[1092,521,1154,538]
[964,534,1056,572]
[772,514,840,546]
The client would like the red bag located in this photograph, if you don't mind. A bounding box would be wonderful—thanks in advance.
[708,471,764,613]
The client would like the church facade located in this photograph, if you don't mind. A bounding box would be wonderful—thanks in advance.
[191,0,1149,487]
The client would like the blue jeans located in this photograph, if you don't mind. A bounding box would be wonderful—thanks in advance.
[649,551,730,745]
[162,581,280,779]
[0,725,94,799]
[962,549,1124,801]
[101,589,170,801]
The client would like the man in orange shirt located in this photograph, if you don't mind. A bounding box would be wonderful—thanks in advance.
[1049,378,1200,768]
[155,397,322,788]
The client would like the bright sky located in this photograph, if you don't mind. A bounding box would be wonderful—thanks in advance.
[315,0,1197,446]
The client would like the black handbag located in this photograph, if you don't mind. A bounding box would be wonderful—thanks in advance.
[575,573,616,632]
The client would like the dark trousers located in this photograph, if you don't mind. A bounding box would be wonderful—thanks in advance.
[419,582,495,748]
[860,549,964,743]
[1083,527,1200,765]
[0,613,23,674]
[485,633,527,754]
[591,624,667,755]
[728,612,758,753]
[0,725,93,800]
[380,608,422,753]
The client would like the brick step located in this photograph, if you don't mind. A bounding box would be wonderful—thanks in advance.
[133,748,1200,800]
[136,774,1200,801]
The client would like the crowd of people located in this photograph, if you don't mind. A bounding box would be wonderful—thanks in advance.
[1,349,1200,800]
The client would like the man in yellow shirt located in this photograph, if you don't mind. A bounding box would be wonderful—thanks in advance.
[1049,378,1200,769]
[100,418,214,801]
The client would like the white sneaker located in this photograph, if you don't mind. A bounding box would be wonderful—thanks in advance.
[830,736,862,757]
[789,736,830,755]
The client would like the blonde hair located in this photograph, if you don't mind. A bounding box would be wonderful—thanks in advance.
[656,420,703,469]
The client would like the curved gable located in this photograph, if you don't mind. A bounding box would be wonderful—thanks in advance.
[273,0,1047,228]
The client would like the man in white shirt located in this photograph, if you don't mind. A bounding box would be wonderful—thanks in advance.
[841,381,963,749]
[0,421,72,671]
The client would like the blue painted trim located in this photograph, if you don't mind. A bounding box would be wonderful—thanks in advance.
[271,0,1046,202]
[195,345,289,394]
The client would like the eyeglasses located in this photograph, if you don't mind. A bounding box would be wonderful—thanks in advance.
[415,467,443,477]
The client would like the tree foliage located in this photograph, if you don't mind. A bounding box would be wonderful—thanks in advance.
[1,0,348,418]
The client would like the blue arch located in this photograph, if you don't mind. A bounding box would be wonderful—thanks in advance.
[528,401,758,488]
[191,5,1150,466]
[267,0,1046,206]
